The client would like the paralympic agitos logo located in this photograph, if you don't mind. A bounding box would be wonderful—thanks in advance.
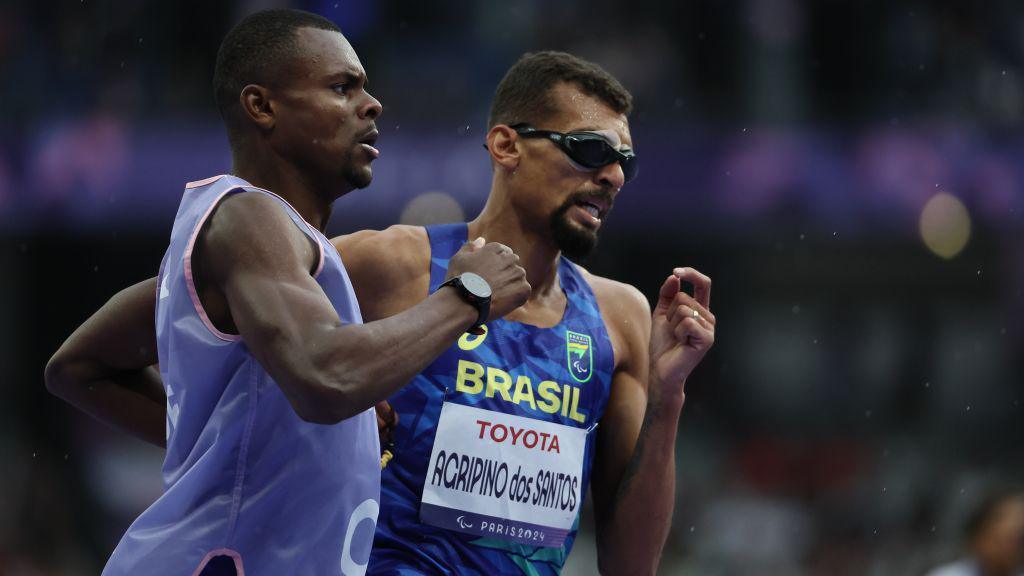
[566,331,592,383]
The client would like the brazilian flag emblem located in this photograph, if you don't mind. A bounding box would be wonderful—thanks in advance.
[566,330,593,383]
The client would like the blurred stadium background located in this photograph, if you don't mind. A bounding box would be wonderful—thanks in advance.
[1,0,1022,574]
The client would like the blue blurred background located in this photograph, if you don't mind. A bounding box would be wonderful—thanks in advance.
[2,1,1022,574]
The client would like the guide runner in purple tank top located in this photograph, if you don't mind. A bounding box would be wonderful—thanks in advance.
[44,10,530,576]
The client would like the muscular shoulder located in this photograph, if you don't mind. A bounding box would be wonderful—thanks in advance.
[331,225,431,321]
[203,191,316,278]
[334,223,425,254]
[576,266,651,371]
[332,224,428,281]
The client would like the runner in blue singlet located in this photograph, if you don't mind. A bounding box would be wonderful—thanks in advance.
[335,51,718,575]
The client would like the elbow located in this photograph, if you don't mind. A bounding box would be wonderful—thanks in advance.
[294,397,363,425]
[289,373,366,425]
[294,402,354,425]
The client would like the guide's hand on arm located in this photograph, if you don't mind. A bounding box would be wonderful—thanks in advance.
[205,194,523,425]
[446,237,531,322]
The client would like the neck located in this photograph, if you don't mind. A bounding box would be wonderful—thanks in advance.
[467,185,562,298]
[231,146,348,232]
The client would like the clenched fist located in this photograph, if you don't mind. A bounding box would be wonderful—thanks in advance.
[446,237,531,324]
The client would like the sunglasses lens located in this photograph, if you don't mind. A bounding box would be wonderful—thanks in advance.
[563,133,638,183]
[565,137,612,168]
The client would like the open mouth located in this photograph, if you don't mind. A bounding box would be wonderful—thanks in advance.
[357,129,380,158]
[358,130,378,147]
[575,197,610,221]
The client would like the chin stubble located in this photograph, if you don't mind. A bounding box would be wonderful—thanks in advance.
[550,201,599,262]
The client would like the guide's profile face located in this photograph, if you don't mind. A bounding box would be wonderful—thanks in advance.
[272,27,382,190]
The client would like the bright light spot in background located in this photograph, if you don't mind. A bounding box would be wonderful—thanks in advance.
[399,191,465,226]
[919,192,971,259]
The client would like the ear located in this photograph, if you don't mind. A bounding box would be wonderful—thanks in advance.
[239,84,275,131]
[485,125,520,172]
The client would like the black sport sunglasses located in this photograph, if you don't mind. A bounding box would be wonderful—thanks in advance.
[506,123,639,183]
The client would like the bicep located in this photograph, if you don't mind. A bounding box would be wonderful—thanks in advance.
[222,264,343,364]
[205,195,343,397]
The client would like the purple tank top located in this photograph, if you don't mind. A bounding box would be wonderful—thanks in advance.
[103,175,380,576]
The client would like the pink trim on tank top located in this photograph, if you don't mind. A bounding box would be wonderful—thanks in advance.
[186,175,227,189]
[191,548,245,576]
[182,178,328,341]
[188,177,326,277]
[183,188,244,342]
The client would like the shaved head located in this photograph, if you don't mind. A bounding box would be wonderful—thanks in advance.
[213,9,341,140]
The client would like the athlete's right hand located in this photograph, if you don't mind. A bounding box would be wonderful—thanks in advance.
[376,400,398,446]
[446,237,530,322]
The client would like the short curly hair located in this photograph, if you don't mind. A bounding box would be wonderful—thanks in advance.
[487,51,633,129]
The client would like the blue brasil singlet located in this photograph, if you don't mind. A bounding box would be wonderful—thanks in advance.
[370,223,614,575]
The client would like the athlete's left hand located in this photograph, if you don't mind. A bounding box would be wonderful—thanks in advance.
[650,268,715,396]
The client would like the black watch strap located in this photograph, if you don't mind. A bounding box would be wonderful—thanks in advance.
[439,275,491,330]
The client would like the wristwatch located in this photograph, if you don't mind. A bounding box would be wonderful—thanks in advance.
[439,272,492,331]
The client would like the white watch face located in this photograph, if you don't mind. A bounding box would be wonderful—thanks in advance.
[460,272,492,299]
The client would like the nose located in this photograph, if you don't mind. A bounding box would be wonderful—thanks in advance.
[360,90,383,120]
[594,161,625,190]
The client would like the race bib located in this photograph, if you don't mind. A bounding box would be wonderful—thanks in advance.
[420,402,587,548]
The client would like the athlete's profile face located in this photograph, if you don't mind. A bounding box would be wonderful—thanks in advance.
[514,83,632,260]
[270,27,382,194]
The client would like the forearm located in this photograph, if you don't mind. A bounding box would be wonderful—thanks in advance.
[46,362,166,448]
[599,386,686,575]
[302,287,476,422]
